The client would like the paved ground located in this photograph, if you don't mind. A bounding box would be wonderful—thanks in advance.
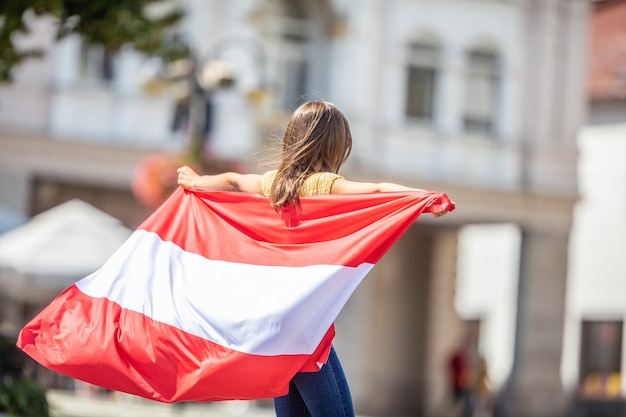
[47,390,276,417]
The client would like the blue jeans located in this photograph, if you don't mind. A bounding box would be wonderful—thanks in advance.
[273,346,355,417]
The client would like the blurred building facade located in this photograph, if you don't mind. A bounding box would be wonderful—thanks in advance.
[0,1,590,416]
[562,0,626,406]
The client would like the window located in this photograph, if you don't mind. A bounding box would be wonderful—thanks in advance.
[79,41,116,83]
[463,48,500,135]
[265,0,311,111]
[579,320,623,398]
[405,42,440,122]
[282,58,308,110]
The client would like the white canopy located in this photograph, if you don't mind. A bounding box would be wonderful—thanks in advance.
[0,199,132,303]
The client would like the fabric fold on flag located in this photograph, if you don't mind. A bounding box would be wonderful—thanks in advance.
[17,187,455,403]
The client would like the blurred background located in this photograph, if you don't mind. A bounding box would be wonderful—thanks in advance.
[0,0,624,416]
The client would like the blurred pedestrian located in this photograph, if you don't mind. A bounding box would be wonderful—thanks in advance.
[447,327,493,417]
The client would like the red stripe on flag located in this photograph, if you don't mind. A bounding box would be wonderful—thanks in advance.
[17,285,334,402]
[139,188,454,267]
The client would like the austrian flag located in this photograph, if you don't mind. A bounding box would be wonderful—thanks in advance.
[18,187,454,403]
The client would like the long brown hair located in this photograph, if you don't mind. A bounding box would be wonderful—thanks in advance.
[269,101,352,208]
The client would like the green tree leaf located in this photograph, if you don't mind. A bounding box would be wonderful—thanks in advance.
[0,0,190,82]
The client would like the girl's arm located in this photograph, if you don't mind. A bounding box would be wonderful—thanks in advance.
[331,178,426,194]
[331,178,450,218]
[177,166,262,193]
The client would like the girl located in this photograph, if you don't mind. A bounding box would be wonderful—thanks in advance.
[177,100,450,416]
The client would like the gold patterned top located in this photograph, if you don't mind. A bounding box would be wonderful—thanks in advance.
[260,170,343,197]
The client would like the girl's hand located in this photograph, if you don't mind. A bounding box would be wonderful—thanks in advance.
[177,166,199,190]
[432,200,455,218]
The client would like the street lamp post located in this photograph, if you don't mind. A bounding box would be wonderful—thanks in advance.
[176,33,269,164]
[133,34,270,209]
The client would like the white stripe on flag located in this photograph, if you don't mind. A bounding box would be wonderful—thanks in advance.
[76,230,373,356]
